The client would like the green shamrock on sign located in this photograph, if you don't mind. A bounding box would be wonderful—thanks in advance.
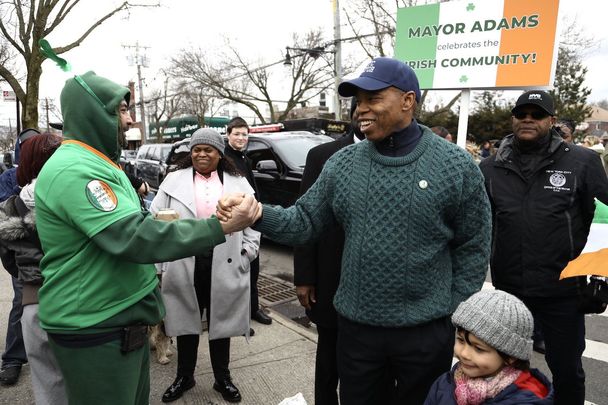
[460,76,469,83]
[466,3,475,11]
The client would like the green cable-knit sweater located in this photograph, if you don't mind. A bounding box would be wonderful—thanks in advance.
[257,125,491,327]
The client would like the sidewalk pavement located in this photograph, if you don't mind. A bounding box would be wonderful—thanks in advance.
[0,268,319,405]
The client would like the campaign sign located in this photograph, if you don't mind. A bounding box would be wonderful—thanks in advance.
[394,0,560,90]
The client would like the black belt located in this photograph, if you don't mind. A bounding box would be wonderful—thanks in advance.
[49,325,148,353]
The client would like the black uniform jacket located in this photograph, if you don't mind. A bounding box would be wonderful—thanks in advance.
[293,133,355,327]
[480,132,608,297]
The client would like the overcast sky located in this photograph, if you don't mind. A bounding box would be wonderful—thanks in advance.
[1,0,606,128]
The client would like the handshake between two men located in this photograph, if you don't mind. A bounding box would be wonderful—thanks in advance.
[217,193,263,234]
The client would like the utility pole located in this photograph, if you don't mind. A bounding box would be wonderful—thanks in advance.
[123,42,149,144]
[45,98,50,132]
[333,0,343,120]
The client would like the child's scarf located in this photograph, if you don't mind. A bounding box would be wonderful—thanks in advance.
[453,364,521,405]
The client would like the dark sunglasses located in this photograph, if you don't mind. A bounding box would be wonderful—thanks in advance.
[513,110,550,120]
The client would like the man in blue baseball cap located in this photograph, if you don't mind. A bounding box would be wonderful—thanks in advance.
[218,57,491,404]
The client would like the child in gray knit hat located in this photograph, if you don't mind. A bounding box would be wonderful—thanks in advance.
[424,289,553,405]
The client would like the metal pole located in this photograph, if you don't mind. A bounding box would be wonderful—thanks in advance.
[457,90,470,150]
[137,62,147,144]
[45,98,50,132]
[333,0,342,120]
[16,99,21,135]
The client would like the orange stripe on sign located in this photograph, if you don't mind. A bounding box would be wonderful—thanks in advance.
[496,0,559,87]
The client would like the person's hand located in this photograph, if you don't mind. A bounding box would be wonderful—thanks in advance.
[296,285,316,310]
[137,181,150,196]
[216,193,246,221]
[219,194,262,234]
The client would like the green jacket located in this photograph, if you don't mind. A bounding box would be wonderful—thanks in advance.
[36,72,225,331]
[257,128,491,327]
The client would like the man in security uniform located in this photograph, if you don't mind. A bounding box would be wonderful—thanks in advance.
[480,90,608,405]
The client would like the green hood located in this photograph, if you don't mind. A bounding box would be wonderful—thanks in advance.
[60,71,130,163]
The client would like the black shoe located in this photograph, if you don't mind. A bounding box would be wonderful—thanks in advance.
[250,327,255,336]
[252,309,272,325]
[213,378,242,402]
[0,365,21,386]
[533,340,546,354]
[162,375,195,403]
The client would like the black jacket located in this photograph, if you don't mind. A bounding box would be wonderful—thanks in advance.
[224,144,258,196]
[0,194,44,305]
[293,133,355,327]
[480,132,608,297]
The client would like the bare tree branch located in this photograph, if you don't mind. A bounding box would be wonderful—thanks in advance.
[50,2,128,53]
[168,29,336,124]
[0,0,157,128]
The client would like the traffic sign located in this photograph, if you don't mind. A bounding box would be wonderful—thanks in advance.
[2,90,16,102]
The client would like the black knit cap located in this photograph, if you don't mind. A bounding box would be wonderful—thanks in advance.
[18,128,41,145]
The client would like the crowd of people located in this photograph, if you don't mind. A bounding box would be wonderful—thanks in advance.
[0,55,605,405]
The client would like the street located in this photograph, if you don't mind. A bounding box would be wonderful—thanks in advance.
[259,239,608,405]
[0,239,606,404]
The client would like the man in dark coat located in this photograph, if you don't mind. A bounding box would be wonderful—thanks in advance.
[293,100,365,405]
[224,117,272,326]
[479,90,608,405]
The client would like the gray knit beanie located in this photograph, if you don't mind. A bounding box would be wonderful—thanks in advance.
[451,290,533,361]
[189,128,225,155]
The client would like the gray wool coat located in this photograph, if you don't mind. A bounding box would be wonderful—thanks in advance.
[150,168,260,340]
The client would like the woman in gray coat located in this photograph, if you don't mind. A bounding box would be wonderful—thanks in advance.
[151,129,260,403]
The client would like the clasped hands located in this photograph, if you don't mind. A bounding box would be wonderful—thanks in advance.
[216,193,263,234]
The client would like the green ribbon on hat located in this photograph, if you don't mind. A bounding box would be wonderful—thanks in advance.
[38,39,105,108]
[38,39,72,72]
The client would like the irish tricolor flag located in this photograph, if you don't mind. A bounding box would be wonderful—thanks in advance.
[394,0,560,90]
[560,200,608,279]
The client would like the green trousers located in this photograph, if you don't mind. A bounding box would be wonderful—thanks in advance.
[49,337,150,405]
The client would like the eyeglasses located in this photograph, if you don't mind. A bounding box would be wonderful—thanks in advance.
[513,110,550,120]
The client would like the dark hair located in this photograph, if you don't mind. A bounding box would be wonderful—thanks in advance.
[456,327,530,371]
[553,126,566,138]
[226,117,249,135]
[16,133,62,187]
[431,126,450,138]
[557,118,575,134]
[175,149,243,177]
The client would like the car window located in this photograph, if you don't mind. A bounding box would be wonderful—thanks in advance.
[270,136,333,168]
[246,141,278,169]
[136,145,149,160]
[160,145,172,161]
[149,146,160,161]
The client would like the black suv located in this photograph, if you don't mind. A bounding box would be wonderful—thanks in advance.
[246,132,333,207]
[165,131,333,207]
[120,149,137,177]
[133,143,172,190]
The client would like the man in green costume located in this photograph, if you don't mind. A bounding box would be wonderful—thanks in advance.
[35,71,260,405]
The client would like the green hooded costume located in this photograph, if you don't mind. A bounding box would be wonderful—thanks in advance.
[34,72,226,404]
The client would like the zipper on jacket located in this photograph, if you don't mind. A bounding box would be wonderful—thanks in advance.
[565,211,575,259]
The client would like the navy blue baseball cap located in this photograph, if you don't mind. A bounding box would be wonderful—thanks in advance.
[338,57,421,102]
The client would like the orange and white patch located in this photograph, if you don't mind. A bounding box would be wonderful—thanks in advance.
[86,180,118,211]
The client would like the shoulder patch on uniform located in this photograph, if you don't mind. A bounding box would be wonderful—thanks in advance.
[85,180,118,211]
